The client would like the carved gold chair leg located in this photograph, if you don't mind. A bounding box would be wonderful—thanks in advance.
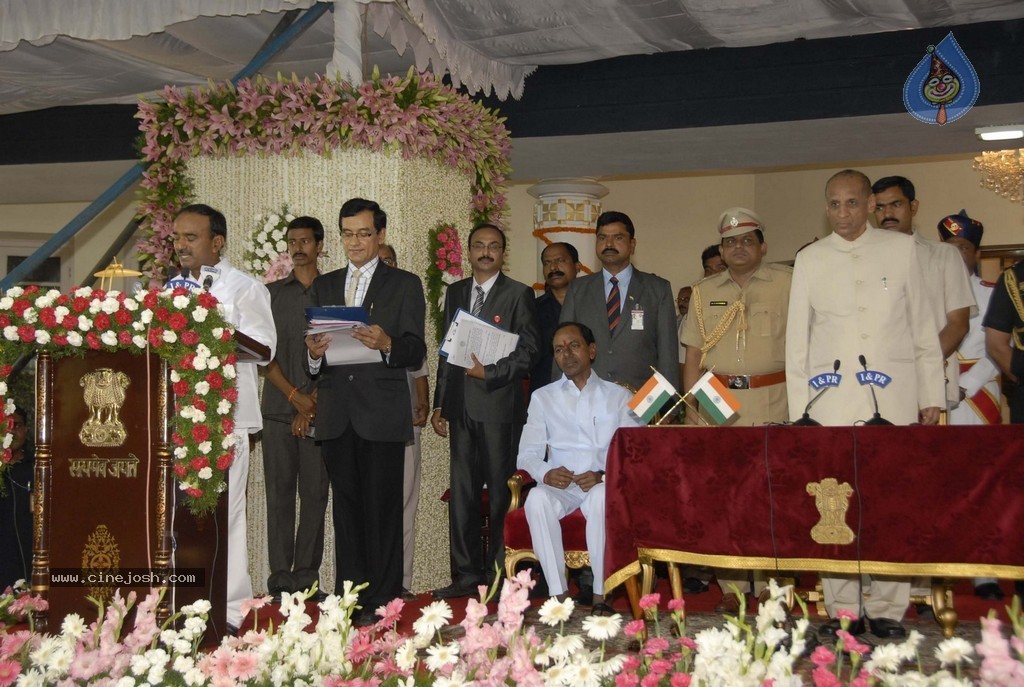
[932,579,958,638]
[667,562,684,601]
[504,548,539,582]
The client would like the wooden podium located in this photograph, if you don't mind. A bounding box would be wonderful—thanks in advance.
[29,332,269,640]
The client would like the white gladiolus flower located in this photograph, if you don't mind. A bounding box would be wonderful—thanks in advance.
[101,331,118,346]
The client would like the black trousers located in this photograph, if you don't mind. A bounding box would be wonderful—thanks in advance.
[447,413,519,585]
[322,426,405,607]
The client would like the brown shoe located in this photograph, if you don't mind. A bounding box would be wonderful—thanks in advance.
[715,592,743,614]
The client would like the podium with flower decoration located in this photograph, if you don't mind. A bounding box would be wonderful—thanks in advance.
[0,284,247,640]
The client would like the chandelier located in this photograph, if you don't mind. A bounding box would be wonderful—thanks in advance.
[973,149,1024,203]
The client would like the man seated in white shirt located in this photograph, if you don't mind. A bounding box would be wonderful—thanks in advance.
[516,321,643,615]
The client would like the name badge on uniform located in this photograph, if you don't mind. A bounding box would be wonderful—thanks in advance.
[710,300,728,306]
[631,306,644,330]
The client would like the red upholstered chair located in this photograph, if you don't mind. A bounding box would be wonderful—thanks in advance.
[503,470,591,581]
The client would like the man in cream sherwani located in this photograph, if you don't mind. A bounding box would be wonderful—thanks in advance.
[786,169,944,643]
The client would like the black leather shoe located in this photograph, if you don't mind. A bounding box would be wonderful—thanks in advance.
[572,585,594,608]
[818,616,865,641]
[432,581,478,600]
[683,577,709,594]
[975,582,1005,601]
[868,617,907,639]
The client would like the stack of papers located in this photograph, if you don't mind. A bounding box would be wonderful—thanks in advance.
[305,306,380,365]
[440,309,520,369]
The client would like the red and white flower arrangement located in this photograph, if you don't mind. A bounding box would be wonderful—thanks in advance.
[0,284,237,515]
[133,69,510,284]
[426,223,464,343]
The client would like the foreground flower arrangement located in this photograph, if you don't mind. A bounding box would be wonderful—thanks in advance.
[1,576,1015,686]
[0,285,237,515]
[133,69,511,283]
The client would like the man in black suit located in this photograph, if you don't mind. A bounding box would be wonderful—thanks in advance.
[305,198,425,622]
[559,210,679,390]
[430,223,541,599]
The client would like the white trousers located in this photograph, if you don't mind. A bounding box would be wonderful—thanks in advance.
[524,482,605,595]
[226,430,253,627]
[822,574,909,620]
[402,426,423,590]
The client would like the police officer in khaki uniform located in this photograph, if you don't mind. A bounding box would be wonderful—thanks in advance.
[680,207,792,613]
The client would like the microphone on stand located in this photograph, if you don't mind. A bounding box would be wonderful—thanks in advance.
[199,265,220,291]
[793,359,840,426]
[858,354,893,426]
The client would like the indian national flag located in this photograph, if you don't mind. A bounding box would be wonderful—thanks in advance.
[690,370,741,425]
[627,370,678,424]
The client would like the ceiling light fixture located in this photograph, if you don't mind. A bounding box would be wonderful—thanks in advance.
[975,125,1024,142]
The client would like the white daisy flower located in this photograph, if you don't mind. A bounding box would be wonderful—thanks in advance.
[412,600,453,636]
[581,613,622,641]
[538,596,575,626]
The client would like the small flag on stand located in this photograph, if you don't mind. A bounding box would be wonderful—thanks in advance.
[628,370,679,424]
[690,370,741,425]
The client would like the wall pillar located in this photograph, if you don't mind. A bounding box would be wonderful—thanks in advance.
[526,177,608,289]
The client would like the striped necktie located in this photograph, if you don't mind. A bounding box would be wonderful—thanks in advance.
[346,267,362,306]
[471,285,485,317]
[607,276,620,331]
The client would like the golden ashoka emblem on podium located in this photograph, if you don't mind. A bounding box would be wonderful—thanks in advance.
[78,368,130,447]
[82,524,120,601]
[806,477,856,545]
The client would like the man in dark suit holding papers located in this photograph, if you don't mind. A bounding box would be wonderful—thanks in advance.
[431,223,540,599]
[304,198,425,621]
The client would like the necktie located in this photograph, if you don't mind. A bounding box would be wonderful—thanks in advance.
[607,276,620,331]
[472,285,485,317]
[346,267,362,306]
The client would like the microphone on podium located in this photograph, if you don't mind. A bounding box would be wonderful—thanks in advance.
[858,354,893,426]
[793,359,840,426]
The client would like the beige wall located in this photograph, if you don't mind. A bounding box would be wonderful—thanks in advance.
[505,154,1024,297]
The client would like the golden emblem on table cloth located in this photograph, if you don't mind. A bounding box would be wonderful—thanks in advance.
[806,477,855,545]
[82,524,120,601]
[78,368,130,447]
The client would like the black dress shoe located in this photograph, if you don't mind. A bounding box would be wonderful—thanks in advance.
[572,585,594,608]
[683,577,709,594]
[818,616,865,641]
[868,617,907,639]
[975,582,1005,601]
[432,581,478,600]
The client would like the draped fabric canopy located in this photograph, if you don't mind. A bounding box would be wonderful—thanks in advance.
[2,0,1023,113]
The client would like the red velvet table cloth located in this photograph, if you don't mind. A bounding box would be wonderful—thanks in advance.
[603,425,1024,592]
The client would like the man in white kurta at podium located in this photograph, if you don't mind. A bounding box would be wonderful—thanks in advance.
[786,170,943,643]
[172,204,277,632]
[516,321,642,614]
